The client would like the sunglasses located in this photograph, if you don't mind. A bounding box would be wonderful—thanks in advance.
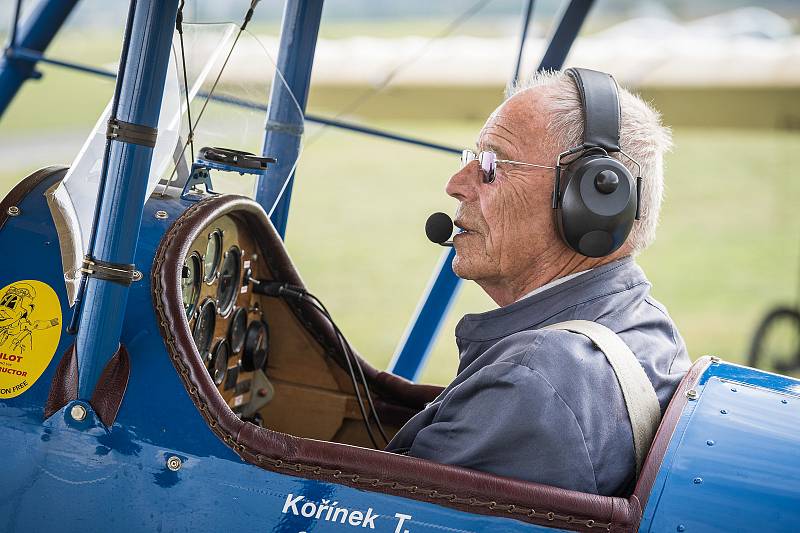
[461,149,555,183]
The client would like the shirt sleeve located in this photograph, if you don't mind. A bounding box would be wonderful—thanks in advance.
[407,361,599,494]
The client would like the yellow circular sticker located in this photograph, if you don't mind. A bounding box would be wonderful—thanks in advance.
[0,280,61,398]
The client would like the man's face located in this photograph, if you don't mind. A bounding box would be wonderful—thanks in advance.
[446,89,564,290]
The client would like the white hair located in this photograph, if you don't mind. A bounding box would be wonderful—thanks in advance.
[509,70,672,255]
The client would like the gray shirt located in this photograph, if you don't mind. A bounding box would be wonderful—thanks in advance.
[386,256,690,496]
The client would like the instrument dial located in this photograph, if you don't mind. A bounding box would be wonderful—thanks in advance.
[242,320,269,372]
[209,339,230,386]
[217,246,241,316]
[192,298,216,358]
[203,230,222,283]
[181,253,201,318]
[229,307,247,354]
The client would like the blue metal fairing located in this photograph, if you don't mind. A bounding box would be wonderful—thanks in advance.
[641,360,800,532]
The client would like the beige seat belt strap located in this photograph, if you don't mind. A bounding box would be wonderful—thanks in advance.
[542,320,661,474]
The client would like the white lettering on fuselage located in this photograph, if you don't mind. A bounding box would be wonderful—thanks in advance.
[280,493,412,531]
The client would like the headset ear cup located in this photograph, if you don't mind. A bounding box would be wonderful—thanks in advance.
[556,155,637,258]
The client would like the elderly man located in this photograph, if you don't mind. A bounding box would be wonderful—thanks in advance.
[386,69,690,497]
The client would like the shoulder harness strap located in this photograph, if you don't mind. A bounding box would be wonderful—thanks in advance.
[542,319,661,474]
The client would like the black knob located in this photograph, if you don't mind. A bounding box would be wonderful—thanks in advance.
[595,170,619,194]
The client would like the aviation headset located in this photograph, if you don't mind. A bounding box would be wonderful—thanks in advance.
[552,67,642,258]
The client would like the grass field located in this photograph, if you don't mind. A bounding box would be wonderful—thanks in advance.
[0,60,798,385]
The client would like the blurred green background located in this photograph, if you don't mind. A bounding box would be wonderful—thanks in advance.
[0,3,798,384]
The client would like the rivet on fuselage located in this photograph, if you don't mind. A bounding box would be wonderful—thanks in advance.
[6,206,20,217]
[166,456,182,471]
[155,210,169,220]
[69,404,87,422]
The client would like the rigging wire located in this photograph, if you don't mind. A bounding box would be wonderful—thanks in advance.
[9,0,22,48]
[304,0,494,147]
[176,0,195,163]
[165,0,260,184]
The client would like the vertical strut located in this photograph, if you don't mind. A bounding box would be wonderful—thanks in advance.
[255,0,324,238]
[75,0,179,398]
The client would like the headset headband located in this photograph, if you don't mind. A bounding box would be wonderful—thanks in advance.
[564,68,621,153]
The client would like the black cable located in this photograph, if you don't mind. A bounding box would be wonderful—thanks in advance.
[303,292,390,445]
[253,280,389,447]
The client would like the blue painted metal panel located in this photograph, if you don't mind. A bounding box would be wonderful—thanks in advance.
[256,0,324,238]
[0,404,566,533]
[75,0,179,399]
[0,0,81,119]
[642,361,800,532]
[388,248,461,381]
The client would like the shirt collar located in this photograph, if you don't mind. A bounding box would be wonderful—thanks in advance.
[455,256,645,342]
[513,269,593,303]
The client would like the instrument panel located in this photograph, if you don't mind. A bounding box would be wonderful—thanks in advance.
[171,205,405,448]
[181,215,271,422]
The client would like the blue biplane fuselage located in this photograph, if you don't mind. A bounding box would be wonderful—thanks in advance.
[1,1,799,532]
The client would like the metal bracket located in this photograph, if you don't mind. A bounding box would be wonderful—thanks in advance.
[81,255,141,286]
[106,118,158,148]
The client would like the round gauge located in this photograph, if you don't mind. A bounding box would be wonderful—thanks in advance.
[192,299,216,358]
[242,320,269,372]
[229,307,248,354]
[217,246,241,316]
[181,253,202,318]
[209,339,230,387]
[203,230,223,283]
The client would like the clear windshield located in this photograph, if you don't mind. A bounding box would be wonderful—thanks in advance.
[48,22,304,303]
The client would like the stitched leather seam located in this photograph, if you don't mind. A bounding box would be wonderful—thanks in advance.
[150,197,617,532]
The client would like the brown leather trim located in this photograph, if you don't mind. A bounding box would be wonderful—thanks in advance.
[151,195,641,532]
[44,344,79,419]
[0,165,68,231]
[90,345,131,427]
[630,355,713,524]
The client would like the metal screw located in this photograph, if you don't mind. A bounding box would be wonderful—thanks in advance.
[166,456,182,471]
[132,270,143,282]
[693,477,703,484]
[706,440,715,446]
[685,389,698,400]
[6,206,20,217]
[677,525,686,532]
[710,356,720,363]
[720,409,728,415]
[257,388,269,397]
[155,210,169,220]
[781,399,788,404]
[730,387,737,392]
[69,404,87,421]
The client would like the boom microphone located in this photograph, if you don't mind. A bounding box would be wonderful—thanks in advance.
[425,212,454,247]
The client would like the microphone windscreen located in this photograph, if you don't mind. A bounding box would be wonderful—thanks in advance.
[425,212,454,244]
